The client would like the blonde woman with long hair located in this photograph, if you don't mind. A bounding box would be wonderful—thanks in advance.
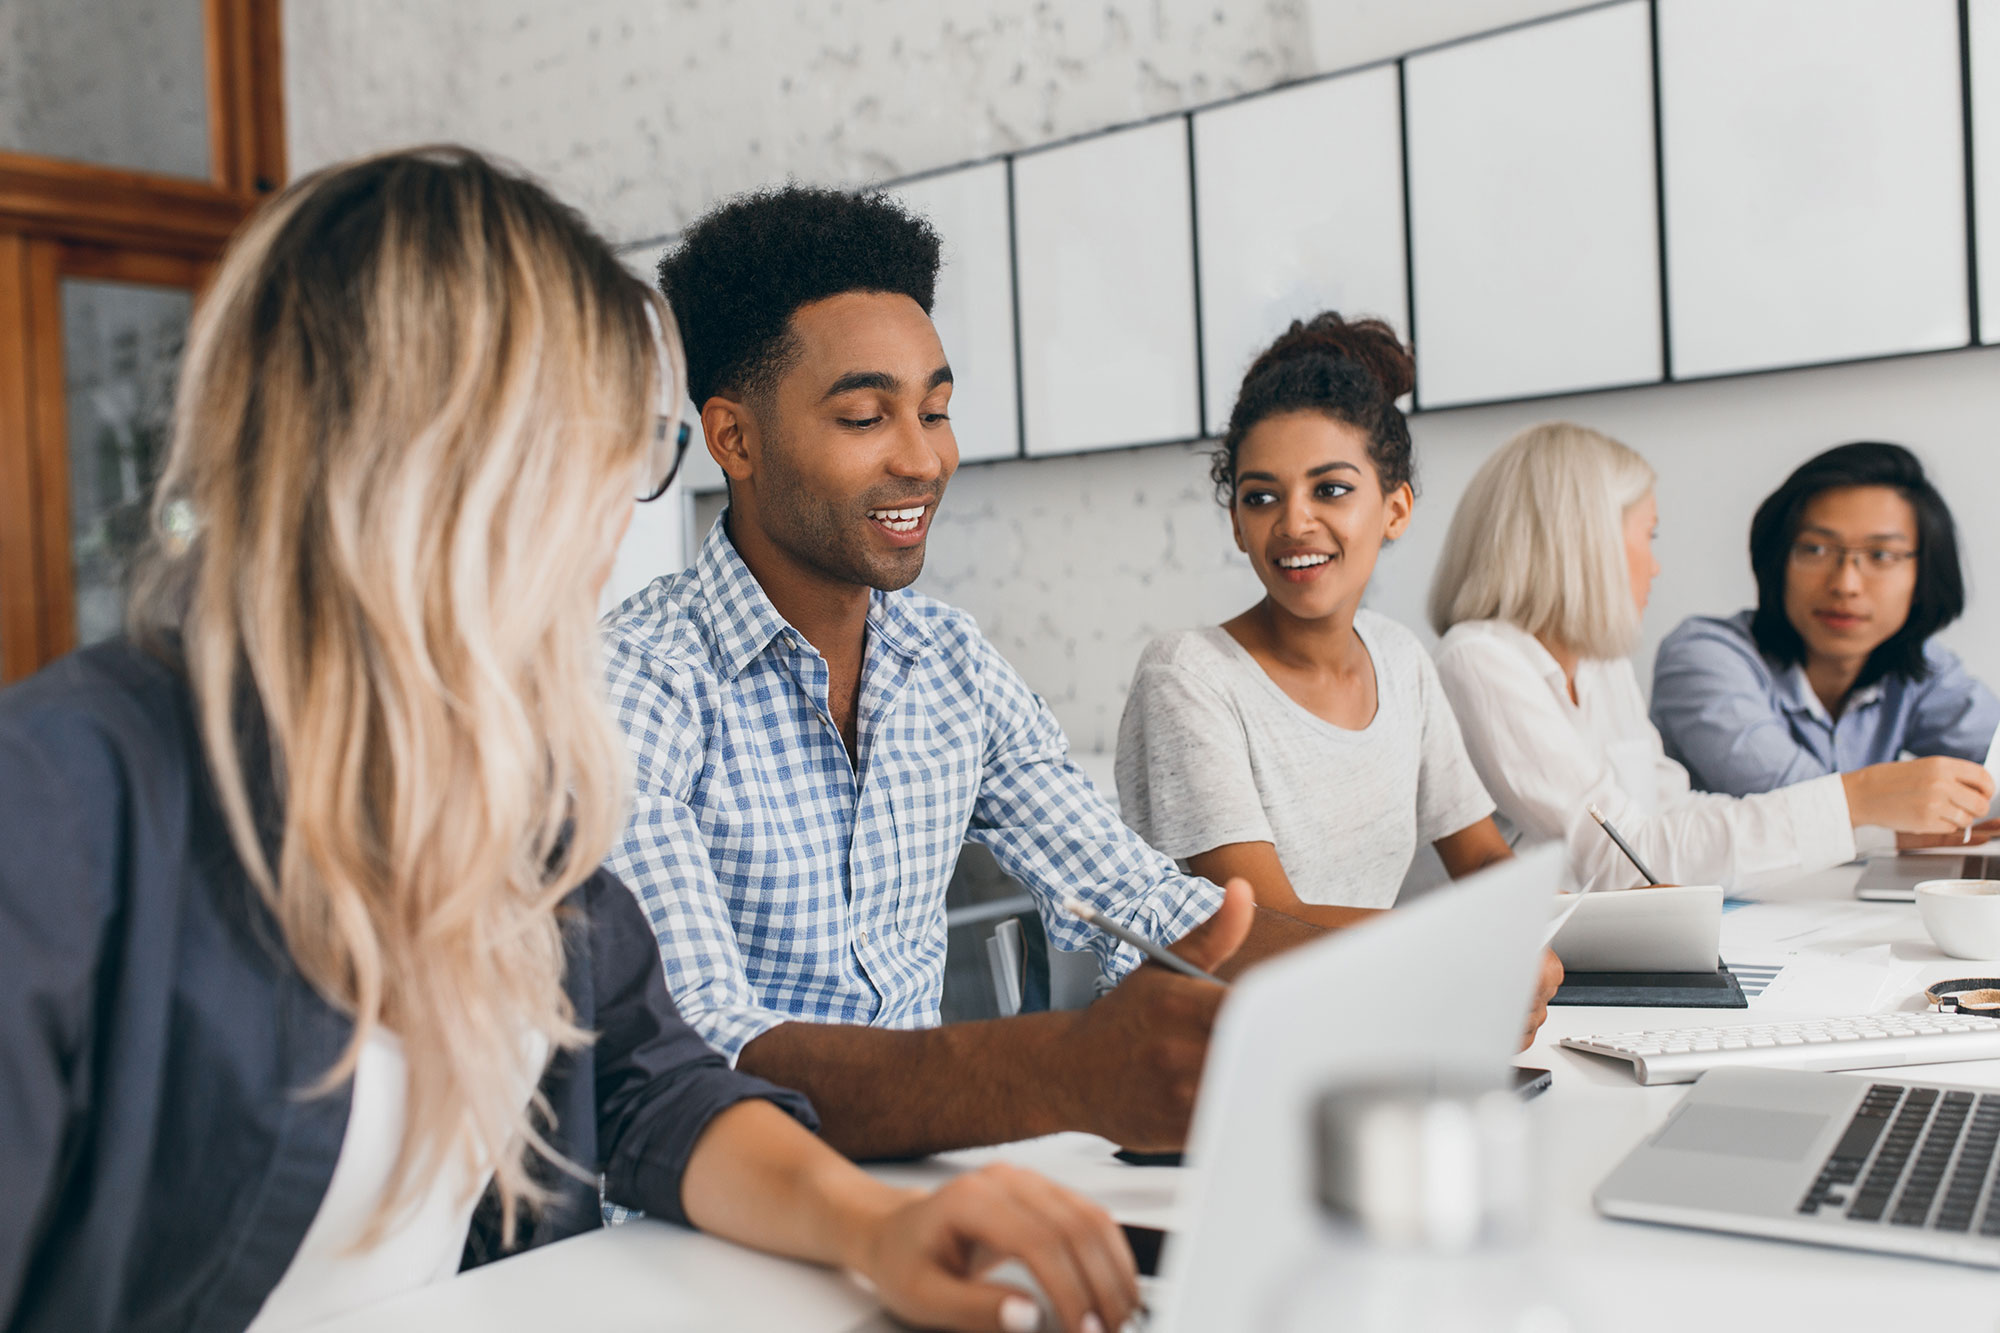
[0,148,1138,1333]
[1427,422,1981,896]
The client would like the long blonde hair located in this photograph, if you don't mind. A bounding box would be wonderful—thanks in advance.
[1428,421,1656,660]
[132,146,672,1241]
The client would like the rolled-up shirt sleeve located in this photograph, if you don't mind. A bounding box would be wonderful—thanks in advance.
[1651,617,1832,795]
[602,640,793,1063]
[965,638,1224,980]
[584,872,816,1224]
[1440,632,1855,895]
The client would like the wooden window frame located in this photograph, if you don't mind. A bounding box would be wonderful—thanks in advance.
[0,0,281,680]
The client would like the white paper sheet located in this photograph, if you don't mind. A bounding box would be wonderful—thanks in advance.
[1746,947,1926,1016]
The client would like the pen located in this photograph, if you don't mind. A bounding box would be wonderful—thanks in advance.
[1586,803,1660,887]
[1060,897,1227,987]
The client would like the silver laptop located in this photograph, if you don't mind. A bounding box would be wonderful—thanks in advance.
[1153,844,1563,1333]
[1597,1066,2000,1266]
[1854,852,2000,902]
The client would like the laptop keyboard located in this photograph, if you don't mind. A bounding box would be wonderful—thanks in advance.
[1799,1083,2000,1233]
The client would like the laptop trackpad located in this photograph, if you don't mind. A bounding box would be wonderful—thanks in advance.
[1653,1105,1827,1161]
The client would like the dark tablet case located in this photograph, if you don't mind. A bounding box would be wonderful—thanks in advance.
[1551,962,1747,1008]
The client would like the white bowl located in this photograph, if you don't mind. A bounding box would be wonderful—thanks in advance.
[1915,880,2000,960]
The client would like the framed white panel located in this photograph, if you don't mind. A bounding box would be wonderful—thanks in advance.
[884,162,1021,462]
[1404,1,1662,409]
[1013,118,1202,455]
[1971,0,2000,344]
[1193,65,1408,437]
[1660,0,1968,378]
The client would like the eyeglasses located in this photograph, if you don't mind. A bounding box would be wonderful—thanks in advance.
[1789,540,1916,576]
[638,414,694,503]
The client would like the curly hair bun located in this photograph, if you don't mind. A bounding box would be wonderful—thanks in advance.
[1249,312,1414,404]
[1211,310,1417,503]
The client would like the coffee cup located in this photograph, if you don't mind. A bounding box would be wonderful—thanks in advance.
[1915,880,2000,960]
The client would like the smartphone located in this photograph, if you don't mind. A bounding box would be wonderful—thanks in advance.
[1513,1065,1553,1100]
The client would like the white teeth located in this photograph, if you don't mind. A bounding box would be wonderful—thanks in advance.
[1277,553,1331,568]
[868,506,924,534]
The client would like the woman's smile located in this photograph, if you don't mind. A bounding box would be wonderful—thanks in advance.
[1271,548,1337,583]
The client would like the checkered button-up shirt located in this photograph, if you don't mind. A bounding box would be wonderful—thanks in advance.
[602,518,1225,1062]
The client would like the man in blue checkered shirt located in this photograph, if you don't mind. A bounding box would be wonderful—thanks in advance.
[601,186,1342,1160]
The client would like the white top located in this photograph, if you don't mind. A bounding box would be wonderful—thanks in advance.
[1432,618,1856,895]
[1115,612,1496,909]
[246,1028,548,1332]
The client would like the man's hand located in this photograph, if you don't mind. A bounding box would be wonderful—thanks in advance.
[1522,949,1563,1051]
[1844,757,1996,835]
[1053,879,1255,1152]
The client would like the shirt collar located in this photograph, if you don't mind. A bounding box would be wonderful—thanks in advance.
[1776,662,1884,724]
[691,514,936,678]
[865,586,936,662]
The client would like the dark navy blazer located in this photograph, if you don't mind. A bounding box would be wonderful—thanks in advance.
[0,640,815,1333]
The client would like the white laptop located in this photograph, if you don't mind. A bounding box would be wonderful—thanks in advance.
[1597,1066,2000,1266]
[1151,844,1562,1332]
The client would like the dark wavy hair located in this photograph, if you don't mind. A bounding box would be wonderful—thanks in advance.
[657,184,940,406]
[1748,441,1964,690]
[1210,312,1416,505]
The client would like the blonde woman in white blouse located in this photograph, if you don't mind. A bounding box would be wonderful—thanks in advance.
[1427,422,1973,896]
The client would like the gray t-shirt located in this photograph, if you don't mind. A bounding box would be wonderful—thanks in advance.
[1114,612,1496,909]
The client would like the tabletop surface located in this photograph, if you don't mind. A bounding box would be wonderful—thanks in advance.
[305,861,2000,1332]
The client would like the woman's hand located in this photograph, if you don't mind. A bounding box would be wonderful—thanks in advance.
[846,1165,1141,1333]
[1522,949,1564,1051]
[681,1102,1137,1333]
[1842,757,1996,835]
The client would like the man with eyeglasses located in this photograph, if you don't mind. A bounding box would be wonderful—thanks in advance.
[1652,441,2000,841]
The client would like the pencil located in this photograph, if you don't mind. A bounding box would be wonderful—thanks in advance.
[1586,803,1661,887]
[1060,897,1227,987]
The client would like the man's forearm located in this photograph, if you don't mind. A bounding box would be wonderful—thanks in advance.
[737,1011,1085,1160]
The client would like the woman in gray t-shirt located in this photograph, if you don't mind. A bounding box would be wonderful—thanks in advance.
[1115,312,1505,925]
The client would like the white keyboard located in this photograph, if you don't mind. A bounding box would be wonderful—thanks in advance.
[1561,1012,2000,1085]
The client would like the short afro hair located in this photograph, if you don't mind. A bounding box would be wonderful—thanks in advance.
[657,184,941,407]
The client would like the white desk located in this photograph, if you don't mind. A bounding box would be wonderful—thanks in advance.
[310,864,2000,1331]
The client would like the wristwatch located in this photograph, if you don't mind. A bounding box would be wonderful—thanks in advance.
[1924,978,2000,1016]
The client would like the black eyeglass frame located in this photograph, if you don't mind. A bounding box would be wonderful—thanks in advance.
[639,415,694,503]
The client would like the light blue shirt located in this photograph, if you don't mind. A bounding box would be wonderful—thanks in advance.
[1650,609,2000,796]
[600,517,1223,1061]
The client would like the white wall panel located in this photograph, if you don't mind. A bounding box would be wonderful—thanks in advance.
[1660,0,1969,378]
[1404,1,1662,408]
[1193,65,1408,435]
[1013,118,1202,455]
[885,162,1022,462]
[1969,0,2000,344]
